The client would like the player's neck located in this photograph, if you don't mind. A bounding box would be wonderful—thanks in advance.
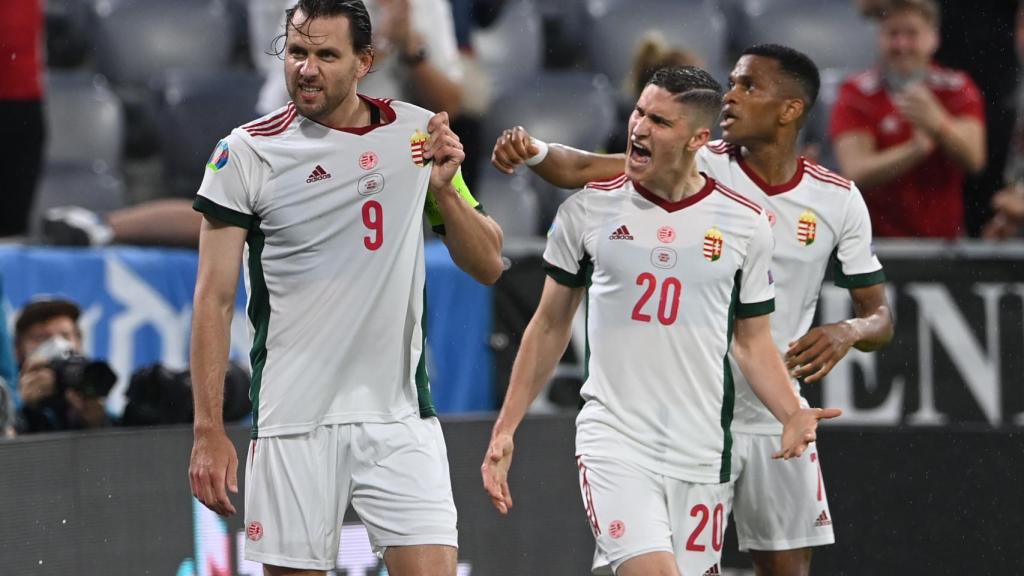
[740,138,801,187]
[322,93,372,130]
[641,163,706,203]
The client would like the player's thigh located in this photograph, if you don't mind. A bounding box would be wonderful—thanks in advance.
[576,454,674,575]
[732,433,834,552]
[616,551,681,576]
[349,416,458,555]
[245,427,348,571]
[665,478,732,576]
[383,543,457,576]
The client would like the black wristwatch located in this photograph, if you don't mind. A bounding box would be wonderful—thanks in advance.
[400,45,428,67]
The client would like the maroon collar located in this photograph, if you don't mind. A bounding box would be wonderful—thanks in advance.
[633,173,716,213]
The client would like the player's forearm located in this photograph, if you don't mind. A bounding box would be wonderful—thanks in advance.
[533,145,624,189]
[190,293,234,433]
[848,286,894,352]
[934,118,986,174]
[732,319,801,424]
[435,184,504,284]
[492,311,574,438]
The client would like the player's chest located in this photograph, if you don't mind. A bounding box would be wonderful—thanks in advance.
[589,211,745,283]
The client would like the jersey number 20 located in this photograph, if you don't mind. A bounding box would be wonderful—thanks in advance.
[631,272,682,325]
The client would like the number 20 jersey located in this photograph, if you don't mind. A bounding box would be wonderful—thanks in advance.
[194,97,437,438]
[544,174,776,484]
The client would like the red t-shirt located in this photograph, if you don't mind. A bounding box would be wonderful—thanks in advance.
[830,66,985,238]
[0,0,44,100]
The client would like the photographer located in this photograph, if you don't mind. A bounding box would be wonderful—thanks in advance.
[14,298,116,433]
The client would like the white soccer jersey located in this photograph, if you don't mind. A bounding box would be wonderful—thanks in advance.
[698,141,884,434]
[195,96,445,438]
[546,174,776,484]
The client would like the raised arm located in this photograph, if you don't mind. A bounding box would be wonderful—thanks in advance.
[896,83,986,174]
[482,278,584,514]
[732,314,842,459]
[189,216,247,516]
[785,283,893,383]
[426,113,504,284]
[491,126,625,189]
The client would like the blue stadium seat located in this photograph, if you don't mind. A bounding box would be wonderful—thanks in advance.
[732,0,878,71]
[583,0,728,89]
[154,69,262,198]
[477,71,618,237]
[44,71,124,172]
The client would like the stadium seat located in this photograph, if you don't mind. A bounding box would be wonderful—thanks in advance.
[471,0,544,100]
[89,0,234,88]
[583,0,728,90]
[154,69,263,198]
[44,71,124,172]
[29,161,127,240]
[478,71,618,237]
[732,0,878,71]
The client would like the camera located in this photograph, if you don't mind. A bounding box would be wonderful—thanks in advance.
[33,336,117,398]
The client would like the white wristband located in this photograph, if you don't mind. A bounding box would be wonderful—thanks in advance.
[524,139,549,166]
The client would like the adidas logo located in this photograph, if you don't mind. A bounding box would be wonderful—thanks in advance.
[814,510,832,527]
[306,164,332,183]
[702,564,721,576]
[608,225,634,240]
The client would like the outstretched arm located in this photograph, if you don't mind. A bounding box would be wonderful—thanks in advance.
[426,113,504,284]
[491,126,625,188]
[785,283,893,383]
[732,315,842,459]
[482,278,584,514]
[189,216,247,516]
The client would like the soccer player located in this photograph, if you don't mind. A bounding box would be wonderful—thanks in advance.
[488,45,893,576]
[187,1,504,575]
[481,65,841,576]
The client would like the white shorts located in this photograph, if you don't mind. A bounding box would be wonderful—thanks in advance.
[577,454,732,576]
[731,432,835,551]
[243,416,458,570]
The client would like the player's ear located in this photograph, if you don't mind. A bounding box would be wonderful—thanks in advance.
[356,48,374,79]
[688,127,711,152]
[779,98,805,127]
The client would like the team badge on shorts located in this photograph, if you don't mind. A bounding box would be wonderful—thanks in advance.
[608,520,626,539]
[703,228,723,262]
[246,521,264,541]
[798,210,818,245]
[207,140,230,172]
[410,130,429,166]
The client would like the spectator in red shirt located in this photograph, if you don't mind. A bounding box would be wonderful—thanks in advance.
[831,0,986,238]
[0,0,45,238]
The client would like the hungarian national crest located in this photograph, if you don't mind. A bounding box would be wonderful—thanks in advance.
[703,227,723,262]
[798,210,818,245]
[410,130,429,166]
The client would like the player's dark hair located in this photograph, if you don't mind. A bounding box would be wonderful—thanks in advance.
[741,44,820,111]
[272,0,373,57]
[645,66,723,129]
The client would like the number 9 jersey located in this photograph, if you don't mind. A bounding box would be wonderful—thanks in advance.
[193,97,475,439]
[544,173,775,484]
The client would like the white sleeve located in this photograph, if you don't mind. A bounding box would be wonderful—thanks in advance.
[542,192,589,287]
[412,0,463,82]
[193,131,264,229]
[736,211,776,318]
[834,183,885,288]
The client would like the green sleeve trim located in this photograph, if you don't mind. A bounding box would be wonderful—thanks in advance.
[193,196,256,230]
[543,262,587,288]
[835,268,886,289]
[425,168,480,232]
[735,298,775,318]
